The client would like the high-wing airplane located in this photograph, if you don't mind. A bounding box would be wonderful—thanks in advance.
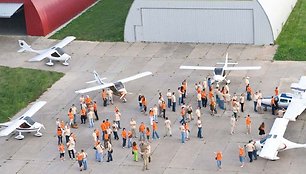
[75,71,152,102]
[180,53,261,84]
[18,36,76,66]
[257,76,306,160]
[0,101,46,140]
[261,93,293,110]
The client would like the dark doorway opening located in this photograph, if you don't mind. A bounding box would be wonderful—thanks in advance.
[0,6,26,35]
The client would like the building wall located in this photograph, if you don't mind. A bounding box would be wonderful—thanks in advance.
[258,0,297,40]
[0,0,96,36]
[124,0,292,44]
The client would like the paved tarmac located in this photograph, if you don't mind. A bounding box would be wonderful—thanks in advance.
[0,36,306,174]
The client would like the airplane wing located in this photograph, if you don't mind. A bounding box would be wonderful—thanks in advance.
[28,49,55,62]
[0,119,25,136]
[22,101,47,117]
[283,98,306,121]
[180,66,215,70]
[75,83,114,94]
[259,118,289,160]
[118,71,152,83]
[53,36,76,48]
[224,66,261,71]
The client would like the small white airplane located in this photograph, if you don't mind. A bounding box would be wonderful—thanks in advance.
[18,36,76,66]
[261,93,293,110]
[257,76,306,160]
[75,71,152,102]
[180,53,261,84]
[0,101,46,140]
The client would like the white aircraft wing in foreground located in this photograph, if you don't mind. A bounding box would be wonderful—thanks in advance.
[258,76,306,160]
[0,101,46,139]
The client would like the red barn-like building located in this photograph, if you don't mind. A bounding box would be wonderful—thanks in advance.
[0,0,95,36]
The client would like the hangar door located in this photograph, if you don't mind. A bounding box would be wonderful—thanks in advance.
[138,8,254,44]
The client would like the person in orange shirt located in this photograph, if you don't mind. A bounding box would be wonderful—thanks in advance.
[271,96,276,115]
[161,101,166,119]
[210,99,217,116]
[105,119,111,129]
[274,87,279,96]
[239,146,245,167]
[80,107,87,124]
[85,95,92,108]
[68,108,74,126]
[122,128,127,148]
[127,130,133,148]
[58,143,65,161]
[57,127,63,145]
[214,151,222,170]
[139,122,146,141]
[100,120,107,140]
[102,89,107,107]
[146,127,151,142]
[246,114,251,134]
[76,152,84,171]
[246,84,253,101]
[93,101,99,120]
[132,141,139,162]
[201,89,207,108]
[152,121,160,140]
[141,96,147,113]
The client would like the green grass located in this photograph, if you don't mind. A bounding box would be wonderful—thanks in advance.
[0,66,64,122]
[51,0,134,41]
[274,0,306,61]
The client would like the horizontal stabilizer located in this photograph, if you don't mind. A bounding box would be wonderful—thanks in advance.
[216,62,238,65]
[291,83,306,92]
[17,48,26,53]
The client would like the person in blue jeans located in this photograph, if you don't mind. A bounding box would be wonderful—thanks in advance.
[81,149,88,170]
[179,124,185,143]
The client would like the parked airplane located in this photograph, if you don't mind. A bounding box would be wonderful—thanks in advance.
[0,101,46,140]
[18,36,76,66]
[180,53,261,84]
[261,93,293,110]
[75,71,152,102]
[256,76,306,160]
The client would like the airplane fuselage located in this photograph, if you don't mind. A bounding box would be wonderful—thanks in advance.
[261,93,293,109]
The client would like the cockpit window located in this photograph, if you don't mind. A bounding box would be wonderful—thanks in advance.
[273,135,277,138]
[280,99,288,103]
[55,48,65,55]
[114,82,124,90]
[51,52,60,57]
[214,68,223,75]
[24,116,35,126]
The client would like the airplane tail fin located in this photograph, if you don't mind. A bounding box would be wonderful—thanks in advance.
[217,53,238,66]
[18,40,36,53]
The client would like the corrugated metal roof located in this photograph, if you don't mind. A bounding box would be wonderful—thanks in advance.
[0,3,23,18]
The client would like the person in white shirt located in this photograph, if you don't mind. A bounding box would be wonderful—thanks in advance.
[253,91,259,112]
[114,110,121,129]
[164,117,172,137]
[130,118,137,138]
[239,93,245,112]
[197,117,203,138]
[257,97,263,114]
[112,121,119,140]
[171,92,176,112]
[107,88,113,105]
[88,110,94,128]
[179,124,186,143]
[230,116,236,135]
[195,107,201,118]
[166,89,172,108]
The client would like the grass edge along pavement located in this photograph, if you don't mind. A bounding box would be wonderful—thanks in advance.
[0,66,64,122]
[51,0,134,42]
[274,0,306,61]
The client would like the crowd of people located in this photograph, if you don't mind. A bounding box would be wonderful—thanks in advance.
[54,76,281,171]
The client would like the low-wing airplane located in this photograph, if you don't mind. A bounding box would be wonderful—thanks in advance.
[256,76,306,160]
[0,101,46,140]
[261,93,293,110]
[18,36,76,66]
[75,71,152,102]
[180,53,261,84]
